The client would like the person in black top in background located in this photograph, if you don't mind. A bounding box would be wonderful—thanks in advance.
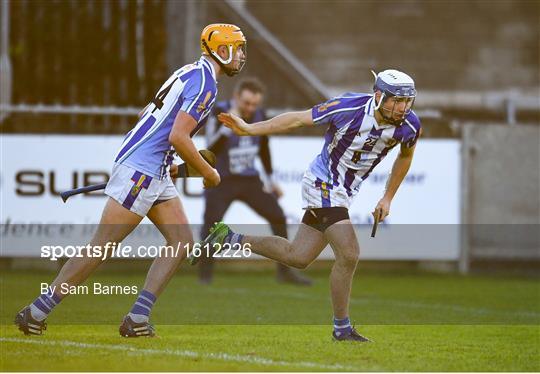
[199,78,312,285]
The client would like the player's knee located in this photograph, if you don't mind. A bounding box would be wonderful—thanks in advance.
[288,252,313,269]
[336,249,359,268]
[283,244,309,269]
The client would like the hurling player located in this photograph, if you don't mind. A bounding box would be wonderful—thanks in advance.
[200,70,421,342]
[15,24,246,338]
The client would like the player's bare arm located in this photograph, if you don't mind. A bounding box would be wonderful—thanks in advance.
[374,142,417,221]
[169,110,220,188]
[218,109,313,136]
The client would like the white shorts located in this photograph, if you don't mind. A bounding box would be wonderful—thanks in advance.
[301,170,353,209]
[104,163,179,217]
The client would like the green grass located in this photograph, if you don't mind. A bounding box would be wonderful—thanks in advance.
[1,267,539,371]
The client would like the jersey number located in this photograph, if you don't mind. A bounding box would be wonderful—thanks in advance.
[365,137,377,148]
[151,78,178,113]
[351,151,361,163]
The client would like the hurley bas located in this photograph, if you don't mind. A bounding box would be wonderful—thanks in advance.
[41,283,138,296]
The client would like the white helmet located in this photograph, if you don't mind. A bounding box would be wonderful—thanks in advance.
[372,69,417,125]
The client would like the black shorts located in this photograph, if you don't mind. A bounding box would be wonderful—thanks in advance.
[301,207,350,232]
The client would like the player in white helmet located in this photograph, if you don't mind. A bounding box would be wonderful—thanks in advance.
[196,69,421,342]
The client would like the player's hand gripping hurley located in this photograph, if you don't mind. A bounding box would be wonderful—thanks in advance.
[371,208,382,238]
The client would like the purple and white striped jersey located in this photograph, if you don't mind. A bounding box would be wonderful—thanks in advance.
[114,57,217,179]
[309,93,421,197]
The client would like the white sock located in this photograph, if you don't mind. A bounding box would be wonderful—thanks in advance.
[128,312,149,323]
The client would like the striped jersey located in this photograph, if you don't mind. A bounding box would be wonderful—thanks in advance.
[114,57,218,178]
[309,93,421,196]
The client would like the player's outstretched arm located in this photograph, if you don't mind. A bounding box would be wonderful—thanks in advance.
[218,110,313,136]
[169,111,220,187]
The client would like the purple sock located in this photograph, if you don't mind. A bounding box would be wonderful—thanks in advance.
[225,232,244,245]
[128,289,156,323]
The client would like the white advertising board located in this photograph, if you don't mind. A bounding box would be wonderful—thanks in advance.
[0,135,460,260]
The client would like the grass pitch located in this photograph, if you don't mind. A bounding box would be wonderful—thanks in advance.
[1,267,539,371]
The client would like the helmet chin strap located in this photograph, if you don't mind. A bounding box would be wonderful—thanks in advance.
[374,93,405,126]
[373,91,384,111]
[202,41,241,77]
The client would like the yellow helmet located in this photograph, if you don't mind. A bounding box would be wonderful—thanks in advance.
[200,23,247,76]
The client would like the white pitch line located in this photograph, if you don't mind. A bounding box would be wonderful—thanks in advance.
[0,337,357,371]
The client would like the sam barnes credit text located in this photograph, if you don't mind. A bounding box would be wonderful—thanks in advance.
[41,283,138,295]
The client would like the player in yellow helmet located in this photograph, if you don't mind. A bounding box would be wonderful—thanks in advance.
[15,24,246,338]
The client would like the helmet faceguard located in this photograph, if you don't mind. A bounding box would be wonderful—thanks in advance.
[201,24,247,77]
[372,69,417,126]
